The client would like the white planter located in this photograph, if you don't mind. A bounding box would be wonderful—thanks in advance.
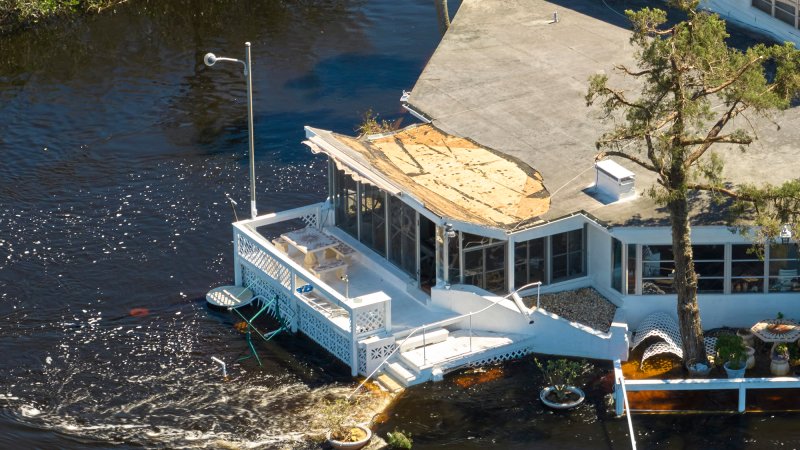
[771,358,791,376]
[737,329,755,348]
[539,386,585,409]
[327,425,372,450]
[745,346,756,370]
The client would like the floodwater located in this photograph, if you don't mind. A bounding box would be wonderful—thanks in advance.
[1,0,799,448]
[0,0,453,447]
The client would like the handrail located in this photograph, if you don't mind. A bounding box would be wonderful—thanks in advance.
[614,359,637,450]
[348,283,541,398]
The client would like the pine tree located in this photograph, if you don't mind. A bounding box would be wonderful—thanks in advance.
[586,0,800,365]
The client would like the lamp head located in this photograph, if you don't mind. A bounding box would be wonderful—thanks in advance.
[203,53,217,67]
[780,224,792,244]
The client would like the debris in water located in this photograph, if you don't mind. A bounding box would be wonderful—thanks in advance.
[453,366,504,388]
[233,321,248,333]
[130,308,149,317]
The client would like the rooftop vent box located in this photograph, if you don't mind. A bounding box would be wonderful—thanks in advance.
[595,159,635,201]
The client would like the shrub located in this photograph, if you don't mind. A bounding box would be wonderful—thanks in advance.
[534,358,592,402]
[386,429,413,449]
[715,334,746,369]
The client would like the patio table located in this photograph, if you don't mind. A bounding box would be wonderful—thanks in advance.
[750,319,800,344]
[281,227,339,268]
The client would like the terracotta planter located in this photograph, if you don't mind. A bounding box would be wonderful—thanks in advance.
[539,386,585,409]
[326,425,372,450]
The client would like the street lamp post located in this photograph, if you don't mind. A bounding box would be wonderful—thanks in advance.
[204,42,258,219]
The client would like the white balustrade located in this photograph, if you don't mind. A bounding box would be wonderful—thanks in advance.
[231,203,391,376]
[612,359,800,415]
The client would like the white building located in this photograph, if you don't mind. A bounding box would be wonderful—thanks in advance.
[222,0,800,388]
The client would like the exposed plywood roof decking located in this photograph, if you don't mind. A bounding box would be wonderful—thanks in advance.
[305,124,550,230]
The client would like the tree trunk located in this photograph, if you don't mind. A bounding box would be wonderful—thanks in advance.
[668,193,707,365]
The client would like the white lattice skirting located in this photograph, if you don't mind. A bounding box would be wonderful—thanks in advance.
[241,265,352,367]
[242,265,296,326]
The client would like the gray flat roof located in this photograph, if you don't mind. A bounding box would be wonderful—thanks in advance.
[408,0,800,227]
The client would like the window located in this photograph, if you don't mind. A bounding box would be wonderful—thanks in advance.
[768,243,800,292]
[641,245,675,294]
[612,238,623,292]
[333,169,358,238]
[359,184,386,256]
[447,229,460,284]
[694,245,724,293]
[462,233,507,294]
[388,195,417,277]
[627,243,637,295]
[731,244,765,294]
[775,0,797,26]
[514,237,546,289]
[551,228,585,283]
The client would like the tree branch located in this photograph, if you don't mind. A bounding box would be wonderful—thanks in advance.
[597,86,646,110]
[685,182,741,199]
[679,133,752,147]
[615,64,653,77]
[692,55,765,100]
[684,101,748,167]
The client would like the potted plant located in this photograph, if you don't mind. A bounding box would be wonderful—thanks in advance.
[715,334,747,378]
[771,343,791,376]
[320,398,372,450]
[534,358,591,409]
[685,357,711,377]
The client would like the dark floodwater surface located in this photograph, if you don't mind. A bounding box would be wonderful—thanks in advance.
[1,0,799,449]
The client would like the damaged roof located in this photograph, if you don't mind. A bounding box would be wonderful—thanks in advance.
[304,124,550,230]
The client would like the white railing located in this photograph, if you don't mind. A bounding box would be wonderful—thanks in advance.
[612,359,800,414]
[232,204,391,376]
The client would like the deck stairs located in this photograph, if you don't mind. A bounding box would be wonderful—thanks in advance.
[372,327,534,390]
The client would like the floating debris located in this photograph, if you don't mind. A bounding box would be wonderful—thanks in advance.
[129,308,149,317]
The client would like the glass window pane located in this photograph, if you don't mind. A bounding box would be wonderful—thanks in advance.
[568,251,584,278]
[692,244,724,260]
[643,259,674,278]
[770,243,799,261]
[732,261,764,277]
[769,276,800,292]
[551,254,567,281]
[627,244,637,295]
[695,261,724,278]
[642,279,675,294]
[697,278,724,294]
[448,231,460,284]
[486,243,506,272]
[769,259,800,276]
[612,238,623,292]
[732,244,762,260]
[552,232,568,255]
[568,229,583,252]
[732,278,763,294]
[463,233,491,249]
[643,245,674,261]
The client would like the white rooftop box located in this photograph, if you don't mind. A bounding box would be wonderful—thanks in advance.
[595,159,635,201]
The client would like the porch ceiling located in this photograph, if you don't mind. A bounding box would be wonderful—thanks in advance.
[305,124,550,230]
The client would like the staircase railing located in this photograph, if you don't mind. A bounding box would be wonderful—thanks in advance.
[348,282,542,397]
